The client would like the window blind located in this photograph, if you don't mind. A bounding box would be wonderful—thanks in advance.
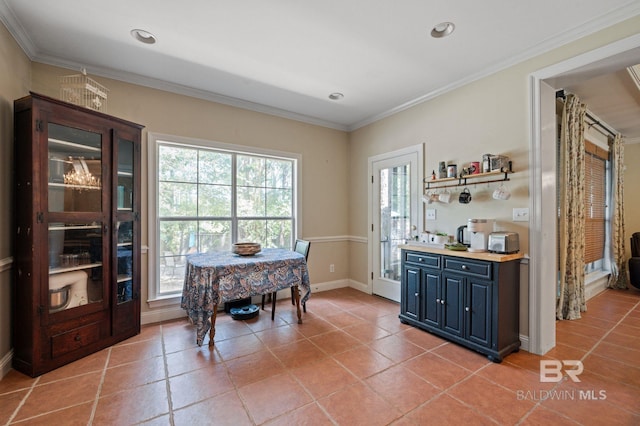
[584,141,607,264]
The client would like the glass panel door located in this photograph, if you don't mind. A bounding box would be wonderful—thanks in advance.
[48,223,103,312]
[48,123,102,212]
[379,164,411,282]
[116,137,135,304]
[47,123,104,313]
[371,149,421,303]
[117,139,134,211]
[116,221,133,304]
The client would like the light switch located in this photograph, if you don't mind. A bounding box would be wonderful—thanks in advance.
[426,209,436,220]
[512,208,529,222]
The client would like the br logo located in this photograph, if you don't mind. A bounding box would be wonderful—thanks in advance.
[540,360,584,382]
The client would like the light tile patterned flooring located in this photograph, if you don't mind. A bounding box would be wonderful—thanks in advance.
[1,287,639,425]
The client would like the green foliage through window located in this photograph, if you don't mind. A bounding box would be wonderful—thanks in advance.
[156,143,297,294]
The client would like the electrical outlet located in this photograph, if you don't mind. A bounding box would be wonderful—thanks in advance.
[330,264,335,273]
[513,208,529,222]
[426,209,436,220]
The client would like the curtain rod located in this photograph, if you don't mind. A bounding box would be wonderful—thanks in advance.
[555,90,617,139]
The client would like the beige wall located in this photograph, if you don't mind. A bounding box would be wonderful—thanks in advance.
[625,142,640,258]
[349,15,640,340]
[30,62,351,322]
[0,22,31,375]
[2,14,640,375]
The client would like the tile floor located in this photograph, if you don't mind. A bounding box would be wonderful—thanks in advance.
[1,286,639,425]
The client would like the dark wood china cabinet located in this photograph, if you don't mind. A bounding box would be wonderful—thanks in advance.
[13,92,143,376]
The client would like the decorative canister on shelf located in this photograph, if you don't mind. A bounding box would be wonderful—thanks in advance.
[438,161,447,178]
[482,154,492,173]
[447,164,457,178]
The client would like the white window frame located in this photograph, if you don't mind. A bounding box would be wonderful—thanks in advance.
[147,132,302,303]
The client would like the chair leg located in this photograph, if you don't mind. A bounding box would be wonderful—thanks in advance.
[271,292,277,320]
[261,294,266,310]
[291,287,295,305]
[303,301,306,313]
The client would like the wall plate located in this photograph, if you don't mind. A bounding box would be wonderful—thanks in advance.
[513,208,529,222]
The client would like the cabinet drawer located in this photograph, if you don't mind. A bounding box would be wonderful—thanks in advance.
[51,322,101,358]
[444,257,492,279]
[405,251,441,269]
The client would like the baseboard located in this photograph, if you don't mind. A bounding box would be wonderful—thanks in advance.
[0,349,13,380]
[348,279,369,293]
[585,274,609,300]
[519,334,530,352]
[308,278,350,293]
[141,304,187,325]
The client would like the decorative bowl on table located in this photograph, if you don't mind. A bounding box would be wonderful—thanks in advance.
[232,242,261,256]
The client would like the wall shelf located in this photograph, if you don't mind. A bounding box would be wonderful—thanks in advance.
[425,170,512,190]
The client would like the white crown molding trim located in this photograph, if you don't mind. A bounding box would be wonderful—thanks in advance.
[348,4,640,131]
[32,53,350,132]
[0,257,13,273]
[3,1,638,133]
[0,1,37,57]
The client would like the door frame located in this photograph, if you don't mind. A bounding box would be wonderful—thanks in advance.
[367,144,424,299]
[529,33,640,355]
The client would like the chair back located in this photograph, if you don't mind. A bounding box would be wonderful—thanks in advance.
[632,232,640,258]
[294,239,311,260]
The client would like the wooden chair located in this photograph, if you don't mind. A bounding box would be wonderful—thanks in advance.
[261,239,311,319]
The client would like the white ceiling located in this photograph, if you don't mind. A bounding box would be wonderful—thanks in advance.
[1,0,640,134]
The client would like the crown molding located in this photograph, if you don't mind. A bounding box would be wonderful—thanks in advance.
[348,2,640,131]
[2,0,640,132]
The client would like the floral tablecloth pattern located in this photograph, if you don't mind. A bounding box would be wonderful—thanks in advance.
[181,248,311,345]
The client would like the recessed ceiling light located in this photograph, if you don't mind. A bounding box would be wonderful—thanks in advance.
[130,29,157,44]
[328,92,344,101]
[431,22,455,38]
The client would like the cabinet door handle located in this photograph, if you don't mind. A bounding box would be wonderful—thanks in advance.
[418,257,423,262]
[436,298,440,303]
[465,307,470,312]
[440,300,445,305]
[74,334,81,341]
[461,265,468,270]
[415,293,419,297]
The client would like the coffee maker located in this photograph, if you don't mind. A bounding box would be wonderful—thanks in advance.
[466,218,494,252]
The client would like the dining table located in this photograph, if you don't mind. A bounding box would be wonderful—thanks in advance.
[181,247,311,346]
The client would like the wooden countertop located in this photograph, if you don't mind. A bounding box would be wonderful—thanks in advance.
[400,243,525,263]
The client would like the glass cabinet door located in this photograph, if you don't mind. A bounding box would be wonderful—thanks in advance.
[116,221,134,304]
[117,139,134,211]
[48,123,102,212]
[47,122,104,314]
[48,223,103,313]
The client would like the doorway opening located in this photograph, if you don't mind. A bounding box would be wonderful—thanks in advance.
[530,33,640,355]
[368,145,423,302]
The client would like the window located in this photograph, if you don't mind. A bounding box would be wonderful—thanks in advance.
[584,140,608,271]
[148,134,299,298]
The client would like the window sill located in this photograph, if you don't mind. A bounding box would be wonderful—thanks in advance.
[147,295,181,309]
[585,269,610,285]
